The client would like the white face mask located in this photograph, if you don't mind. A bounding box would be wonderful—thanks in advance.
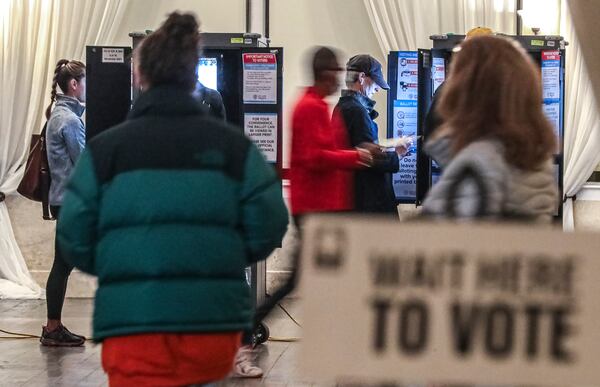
[361,75,380,99]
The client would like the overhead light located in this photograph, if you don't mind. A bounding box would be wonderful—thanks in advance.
[518,0,560,35]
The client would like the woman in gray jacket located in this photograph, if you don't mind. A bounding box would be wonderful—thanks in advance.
[41,59,87,346]
[422,36,558,221]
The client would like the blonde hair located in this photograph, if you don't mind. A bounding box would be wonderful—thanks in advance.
[466,27,494,39]
[438,35,556,170]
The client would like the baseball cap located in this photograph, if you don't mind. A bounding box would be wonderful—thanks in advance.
[346,54,390,90]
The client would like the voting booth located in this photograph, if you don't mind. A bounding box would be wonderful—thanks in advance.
[387,35,566,219]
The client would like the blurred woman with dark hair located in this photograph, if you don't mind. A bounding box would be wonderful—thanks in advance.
[55,12,288,386]
[41,59,86,347]
[422,35,558,221]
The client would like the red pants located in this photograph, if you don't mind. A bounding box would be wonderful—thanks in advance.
[102,332,242,387]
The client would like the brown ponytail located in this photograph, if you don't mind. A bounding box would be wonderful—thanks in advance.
[45,59,86,119]
[136,12,201,92]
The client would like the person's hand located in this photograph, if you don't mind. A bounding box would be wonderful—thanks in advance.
[356,147,373,167]
[395,145,409,157]
[358,142,383,157]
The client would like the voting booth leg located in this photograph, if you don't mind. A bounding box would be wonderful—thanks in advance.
[250,261,270,345]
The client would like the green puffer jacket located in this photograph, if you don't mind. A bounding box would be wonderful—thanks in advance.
[56,85,289,341]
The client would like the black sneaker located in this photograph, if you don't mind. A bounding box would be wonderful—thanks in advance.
[62,325,86,341]
[40,325,85,347]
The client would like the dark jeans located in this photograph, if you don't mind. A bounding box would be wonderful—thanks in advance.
[46,206,74,320]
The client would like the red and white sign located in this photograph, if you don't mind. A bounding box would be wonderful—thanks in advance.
[242,53,277,104]
[542,51,561,61]
[243,53,277,65]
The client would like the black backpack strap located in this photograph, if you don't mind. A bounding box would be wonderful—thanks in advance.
[39,122,53,220]
[444,164,489,218]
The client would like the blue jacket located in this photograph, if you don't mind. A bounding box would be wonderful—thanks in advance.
[46,94,86,206]
[334,90,399,213]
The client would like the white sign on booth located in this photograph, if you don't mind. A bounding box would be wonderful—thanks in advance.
[300,216,600,386]
[101,48,124,63]
[244,113,277,163]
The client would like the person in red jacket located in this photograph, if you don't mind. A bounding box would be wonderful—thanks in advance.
[290,46,372,218]
[259,49,373,314]
[251,47,372,329]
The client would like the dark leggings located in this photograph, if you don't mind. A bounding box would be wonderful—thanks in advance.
[46,206,74,320]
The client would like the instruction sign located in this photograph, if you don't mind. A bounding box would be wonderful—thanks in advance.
[242,53,277,104]
[541,50,563,148]
[244,113,277,162]
[300,216,600,386]
[102,48,124,63]
[392,52,419,200]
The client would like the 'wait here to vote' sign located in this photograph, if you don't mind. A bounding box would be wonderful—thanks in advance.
[299,216,600,386]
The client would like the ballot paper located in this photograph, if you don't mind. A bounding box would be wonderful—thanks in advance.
[378,135,417,149]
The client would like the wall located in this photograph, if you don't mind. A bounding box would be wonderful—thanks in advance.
[111,0,246,46]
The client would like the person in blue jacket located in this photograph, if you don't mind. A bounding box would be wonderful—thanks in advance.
[334,55,407,214]
[41,59,87,347]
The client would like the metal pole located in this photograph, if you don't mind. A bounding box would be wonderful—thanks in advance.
[516,0,523,36]
[265,0,270,41]
[246,0,251,33]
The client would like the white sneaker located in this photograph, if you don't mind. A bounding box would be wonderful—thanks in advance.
[230,345,263,378]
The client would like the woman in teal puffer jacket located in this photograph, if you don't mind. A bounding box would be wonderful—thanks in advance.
[56,12,288,386]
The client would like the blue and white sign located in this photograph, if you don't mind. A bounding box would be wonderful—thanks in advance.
[542,51,561,101]
[541,50,563,147]
[392,52,419,200]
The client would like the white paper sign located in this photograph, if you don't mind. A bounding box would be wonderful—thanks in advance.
[543,102,561,141]
[242,53,277,104]
[102,48,124,63]
[300,216,600,386]
[244,113,277,162]
[432,57,446,94]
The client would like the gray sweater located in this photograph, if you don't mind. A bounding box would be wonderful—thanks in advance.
[422,136,558,222]
[46,94,86,206]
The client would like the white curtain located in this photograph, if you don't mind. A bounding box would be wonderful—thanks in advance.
[0,0,129,298]
[363,0,516,52]
[560,1,600,231]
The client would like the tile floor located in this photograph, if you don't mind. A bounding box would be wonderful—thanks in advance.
[0,298,319,387]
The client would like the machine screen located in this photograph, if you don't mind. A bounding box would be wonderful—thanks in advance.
[197,57,218,90]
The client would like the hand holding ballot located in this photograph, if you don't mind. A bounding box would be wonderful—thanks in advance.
[377,135,418,156]
[377,135,416,149]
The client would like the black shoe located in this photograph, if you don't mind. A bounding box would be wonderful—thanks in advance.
[62,325,86,341]
[40,325,85,347]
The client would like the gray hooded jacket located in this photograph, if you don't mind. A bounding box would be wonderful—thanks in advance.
[422,136,558,222]
[46,94,86,206]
